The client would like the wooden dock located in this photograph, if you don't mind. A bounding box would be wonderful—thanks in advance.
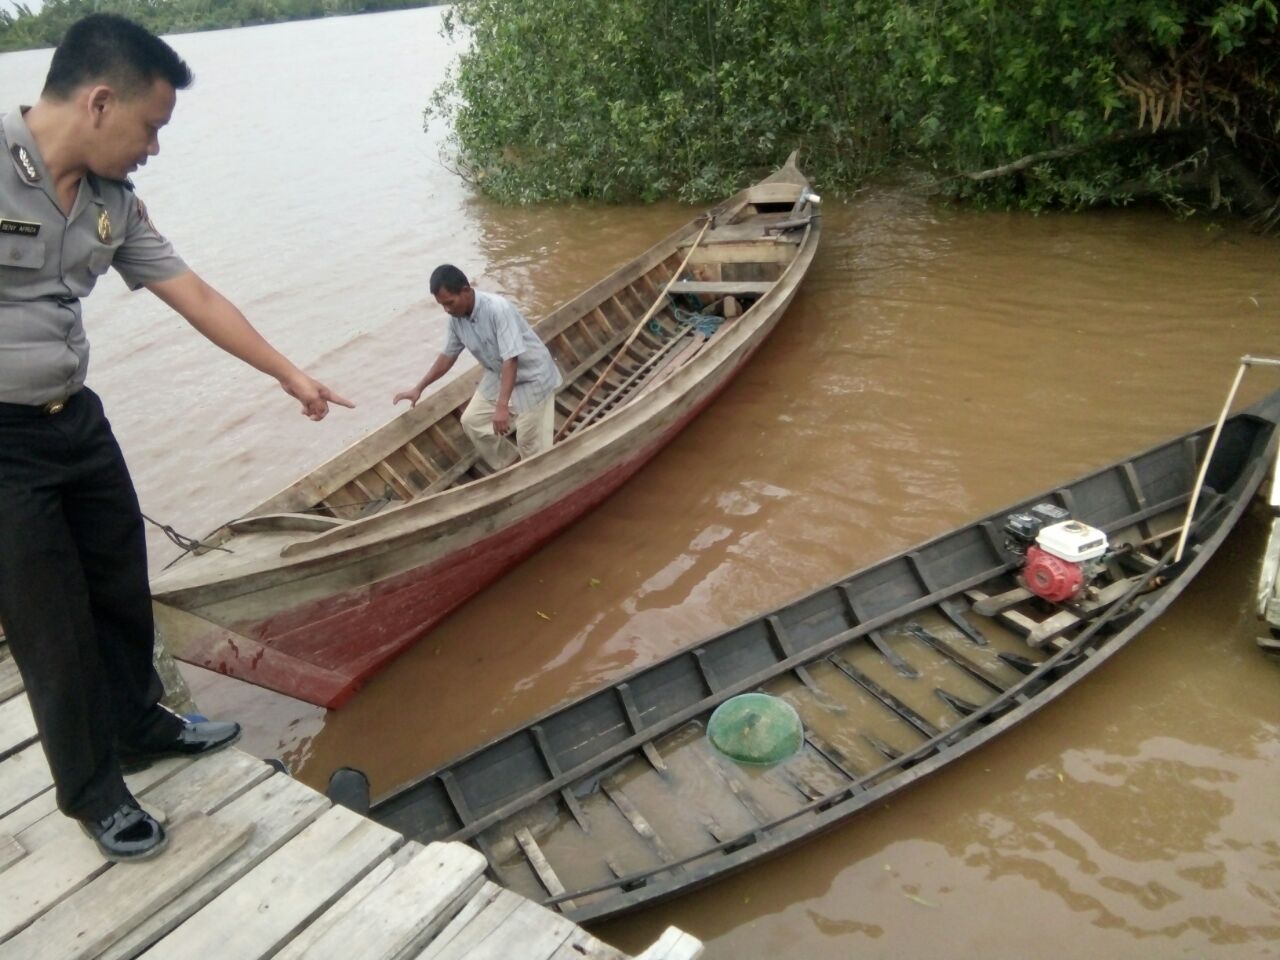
[0,661,702,960]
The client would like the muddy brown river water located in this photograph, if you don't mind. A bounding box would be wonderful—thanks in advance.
[4,8,1279,957]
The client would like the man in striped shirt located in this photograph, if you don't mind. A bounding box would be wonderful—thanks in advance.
[394,264,562,468]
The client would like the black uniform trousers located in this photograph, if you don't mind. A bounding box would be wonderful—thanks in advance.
[0,388,180,822]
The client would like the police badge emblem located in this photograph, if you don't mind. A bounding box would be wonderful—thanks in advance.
[97,209,112,244]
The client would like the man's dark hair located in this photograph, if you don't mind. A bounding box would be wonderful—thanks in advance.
[43,14,193,101]
[430,264,470,296]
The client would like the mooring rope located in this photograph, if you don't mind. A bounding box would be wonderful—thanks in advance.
[142,513,233,557]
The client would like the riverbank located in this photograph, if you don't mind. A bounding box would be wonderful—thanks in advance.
[0,0,441,52]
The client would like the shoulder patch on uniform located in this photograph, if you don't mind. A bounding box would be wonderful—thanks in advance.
[10,144,39,183]
[136,197,162,238]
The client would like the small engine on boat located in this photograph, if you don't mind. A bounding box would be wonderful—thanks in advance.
[1003,504,1110,603]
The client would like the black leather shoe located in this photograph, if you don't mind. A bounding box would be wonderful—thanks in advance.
[80,802,168,862]
[119,718,242,767]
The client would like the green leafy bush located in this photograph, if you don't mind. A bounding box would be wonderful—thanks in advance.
[432,0,1278,218]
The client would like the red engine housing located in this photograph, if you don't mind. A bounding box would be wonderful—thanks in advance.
[1022,545,1085,602]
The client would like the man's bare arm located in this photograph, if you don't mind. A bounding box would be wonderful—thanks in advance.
[394,353,459,407]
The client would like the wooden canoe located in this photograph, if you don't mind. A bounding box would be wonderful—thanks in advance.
[150,153,821,708]
[367,390,1280,923]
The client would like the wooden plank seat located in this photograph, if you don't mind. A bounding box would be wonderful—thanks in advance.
[668,281,773,297]
[681,222,798,244]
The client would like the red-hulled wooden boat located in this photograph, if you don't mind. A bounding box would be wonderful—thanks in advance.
[151,154,821,707]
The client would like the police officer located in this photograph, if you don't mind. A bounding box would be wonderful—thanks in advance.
[0,15,353,862]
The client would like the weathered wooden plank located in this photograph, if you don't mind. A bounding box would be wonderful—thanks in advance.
[14,755,197,854]
[0,659,21,704]
[548,928,630,960]
[139,747,273,820]
[426,897,577,960]
[4,754,206,938]
[143,804,400,960]
[99,772,331,960]
[414,880,511,960]
[696,750,769,826]
[0,835,23,873]
[271,856,398,957]
[530,725,590,833]
[617,683,667,774]
[969,586,1034,617]
[0,745,51,820]
[0,813,251,960]
[634,926,705,960]
[516,828,575,911]
[602,781,676,864]
[668,280,773,296]
[274,841,486,960]
[0,695,36,759]
[1002,609,1077,649]
[1,755,189,848]
[686,241,794,265]
[0,822,112,941]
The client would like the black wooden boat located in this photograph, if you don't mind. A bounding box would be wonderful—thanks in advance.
[369,391,1280,923]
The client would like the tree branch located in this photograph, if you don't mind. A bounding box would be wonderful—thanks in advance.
[957,129,1176,182]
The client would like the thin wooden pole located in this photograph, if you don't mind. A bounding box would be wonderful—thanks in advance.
[554,217,713,441]
[1174,358,1250,564]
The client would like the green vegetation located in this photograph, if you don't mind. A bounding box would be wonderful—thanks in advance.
[432,0,1278,227]
[0,0,435,53]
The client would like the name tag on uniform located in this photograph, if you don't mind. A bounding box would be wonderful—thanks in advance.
[0,219,40,237]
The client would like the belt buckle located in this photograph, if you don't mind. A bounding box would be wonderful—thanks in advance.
[42,399,66,415]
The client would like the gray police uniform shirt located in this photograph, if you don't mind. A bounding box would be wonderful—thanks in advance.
[1,106,188,405]
[443,290,562,413]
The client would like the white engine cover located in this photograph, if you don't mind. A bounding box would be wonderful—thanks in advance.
[1036,519,1108,562]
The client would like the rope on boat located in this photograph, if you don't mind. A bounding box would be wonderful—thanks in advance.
[555,216,714,442]
[143,513,233,560]
[648,306,725,340]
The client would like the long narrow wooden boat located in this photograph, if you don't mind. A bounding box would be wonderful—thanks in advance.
[150,154,821,708]
[368,391,1280,924]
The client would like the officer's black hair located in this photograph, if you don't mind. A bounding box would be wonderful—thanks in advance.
[42,14,193,101]
[430,264,470,296]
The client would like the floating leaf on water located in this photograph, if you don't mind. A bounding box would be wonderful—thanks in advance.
[537,611,552,620]
[904,893,939,908]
